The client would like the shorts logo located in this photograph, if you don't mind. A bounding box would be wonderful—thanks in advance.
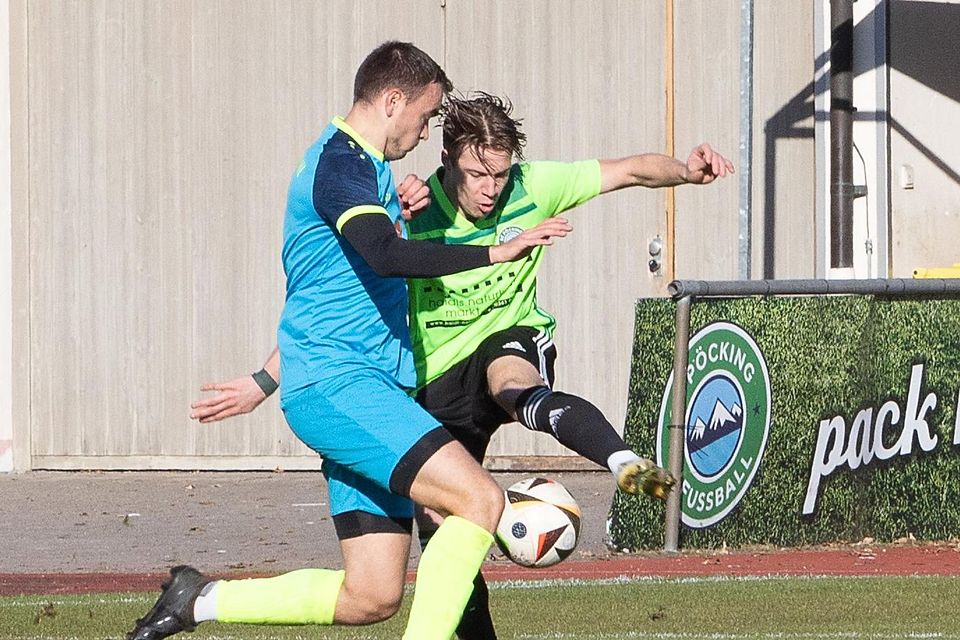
[498,226,523,244]
[655,321,771,528]
[502,341,526,353]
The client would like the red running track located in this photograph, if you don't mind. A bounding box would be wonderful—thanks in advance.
[3,545,959,597]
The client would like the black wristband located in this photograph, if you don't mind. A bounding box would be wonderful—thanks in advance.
[251,368,278,397]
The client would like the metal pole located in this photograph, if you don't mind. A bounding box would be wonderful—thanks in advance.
[664,295,691,552]
[830,0,855,268]
[738,0,754,280]
[668,277,960,299]
[664,0,677,280]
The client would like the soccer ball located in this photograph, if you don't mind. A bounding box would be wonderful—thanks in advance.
[494,477,582,568]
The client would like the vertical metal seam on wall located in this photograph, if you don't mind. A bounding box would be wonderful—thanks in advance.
[884,3,891,278]
[23,0,29,471]
[738,0,754,280]
[664,0,676,281]
[17,0,30,471]
[23,0,30,471]
[440,0,447,72]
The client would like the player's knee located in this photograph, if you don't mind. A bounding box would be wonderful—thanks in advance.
[466,477,505,532]
[346,586,403,623]
[365,592,403,622]
[353,602,400,624]
[438,473,503,532]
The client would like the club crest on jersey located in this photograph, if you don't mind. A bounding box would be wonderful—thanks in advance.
[498,226,523,244]
[655,321,771,528]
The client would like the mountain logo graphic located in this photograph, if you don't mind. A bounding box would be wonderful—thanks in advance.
[686,377,745,478]
[656,321,771,529]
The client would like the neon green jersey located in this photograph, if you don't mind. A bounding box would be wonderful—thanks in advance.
[406,159,602,388]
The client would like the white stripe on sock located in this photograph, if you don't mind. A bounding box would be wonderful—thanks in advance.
[521,387,551,431]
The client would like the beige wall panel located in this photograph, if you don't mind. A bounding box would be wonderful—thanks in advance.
[752,2,816,279]
[9,0,31,471]
[672,2,742,280]
[444,0,667,461]
[22,0,818,468]
[1,0,16,472]
[673,2,815,280]
[888,1,960,277]
[27,1,442,467]
[29,0,86,457]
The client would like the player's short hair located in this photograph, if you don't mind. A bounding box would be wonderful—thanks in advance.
[353,41,452,104]
[442,92,527,163]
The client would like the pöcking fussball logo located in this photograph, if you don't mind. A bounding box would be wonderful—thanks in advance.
[655,321,771,528]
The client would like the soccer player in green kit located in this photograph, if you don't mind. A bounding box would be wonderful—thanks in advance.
[127,46,572,640]
[193,93,733,639]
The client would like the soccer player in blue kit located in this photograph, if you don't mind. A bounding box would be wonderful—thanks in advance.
[189,89,733,640]
[125,42,571,640]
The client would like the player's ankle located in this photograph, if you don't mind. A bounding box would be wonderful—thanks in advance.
[607,450,643,476]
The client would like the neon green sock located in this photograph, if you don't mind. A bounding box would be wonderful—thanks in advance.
[216,568,344,624]
[403,515,493,640]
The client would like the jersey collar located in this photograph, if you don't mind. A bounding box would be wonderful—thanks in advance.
[428,169,458,221]
[332,116,384,161]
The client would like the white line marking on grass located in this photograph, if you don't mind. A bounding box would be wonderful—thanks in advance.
[515,633,960,640]
[5,636,82,640]
[160,635,387,640]
[488,573,940,590]
[516,631,960,640]
[5,635,339,640]
[1,594,153,607]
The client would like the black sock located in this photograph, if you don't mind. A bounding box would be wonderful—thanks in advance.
[514,386,628,468]
[420,530,497,640]
[456,572,497,640]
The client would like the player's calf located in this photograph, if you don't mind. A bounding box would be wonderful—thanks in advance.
[514,386,676,499]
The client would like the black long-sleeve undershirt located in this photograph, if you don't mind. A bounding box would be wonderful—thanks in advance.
[340,213,492,278]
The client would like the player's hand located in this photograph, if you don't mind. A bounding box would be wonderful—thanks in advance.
[684,143,735,185]
[397,173,431,221]
[489,218,572,264]
[190,375,268,423]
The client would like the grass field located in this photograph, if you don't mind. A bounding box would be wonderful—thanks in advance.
[2,575,957,640]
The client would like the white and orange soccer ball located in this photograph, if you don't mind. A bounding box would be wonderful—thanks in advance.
[494,477,582,568]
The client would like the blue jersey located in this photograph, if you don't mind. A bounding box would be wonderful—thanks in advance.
[278,117,415,400]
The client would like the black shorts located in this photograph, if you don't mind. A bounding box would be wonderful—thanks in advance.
[415,326,557,462]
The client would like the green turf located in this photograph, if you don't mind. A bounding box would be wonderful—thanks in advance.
[2,575,958,639]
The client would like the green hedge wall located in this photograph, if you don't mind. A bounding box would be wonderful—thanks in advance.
[610,296,960,550]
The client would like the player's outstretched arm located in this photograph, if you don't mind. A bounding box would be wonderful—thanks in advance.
[598,143,734,193]
[190,347,279,423]
[340,215,572,278]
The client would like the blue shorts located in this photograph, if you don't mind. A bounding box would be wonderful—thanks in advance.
[281,371,452,526]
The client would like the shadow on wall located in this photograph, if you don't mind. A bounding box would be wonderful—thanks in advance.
[889,1,960,105]
[760,1,960,278]
[888,1,960,189]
